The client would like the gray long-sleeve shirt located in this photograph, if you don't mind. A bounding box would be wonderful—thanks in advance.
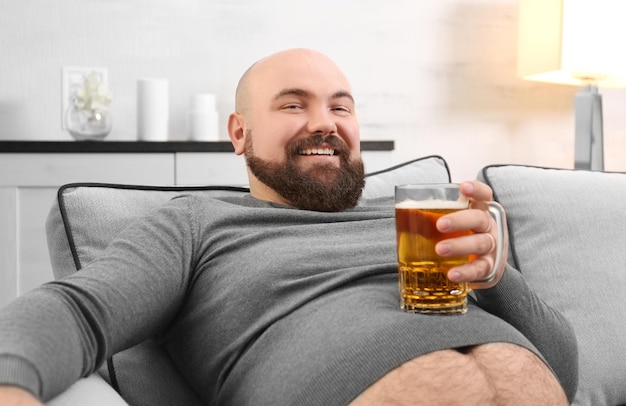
[0,194,578,404]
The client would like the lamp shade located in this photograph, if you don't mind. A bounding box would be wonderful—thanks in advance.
[518,0,626,88]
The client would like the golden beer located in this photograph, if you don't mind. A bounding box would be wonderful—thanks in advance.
[395,200,472,314]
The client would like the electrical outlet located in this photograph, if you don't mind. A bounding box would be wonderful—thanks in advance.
[61,66,108,130]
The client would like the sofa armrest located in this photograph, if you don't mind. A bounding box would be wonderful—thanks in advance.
[47,373,128,406]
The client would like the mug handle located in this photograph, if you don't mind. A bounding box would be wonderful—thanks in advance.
[473,201,506,284]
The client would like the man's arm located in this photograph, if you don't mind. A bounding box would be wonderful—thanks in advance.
[434,180,578,400]
[0,198,198,402]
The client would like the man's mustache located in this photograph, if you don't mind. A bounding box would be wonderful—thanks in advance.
[287,135,351,159]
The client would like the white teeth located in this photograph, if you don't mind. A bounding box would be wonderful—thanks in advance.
[299,148,335,156]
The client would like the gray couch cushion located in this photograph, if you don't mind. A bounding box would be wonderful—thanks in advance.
[480,164,626,406]
[361,155,450,200]
[45,155,450,406]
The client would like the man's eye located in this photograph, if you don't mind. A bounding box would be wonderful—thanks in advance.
[283,104,302,110]
[332,106,351,114]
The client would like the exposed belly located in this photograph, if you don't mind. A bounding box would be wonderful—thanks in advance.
[349,342,568,406]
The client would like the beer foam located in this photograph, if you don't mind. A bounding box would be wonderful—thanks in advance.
[395,198,468,209]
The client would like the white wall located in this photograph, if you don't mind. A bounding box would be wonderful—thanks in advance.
[1,0,625,181]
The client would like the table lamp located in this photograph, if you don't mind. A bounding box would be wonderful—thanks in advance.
[517,0,626,171]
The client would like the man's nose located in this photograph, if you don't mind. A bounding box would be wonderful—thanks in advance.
[307,107,337,135]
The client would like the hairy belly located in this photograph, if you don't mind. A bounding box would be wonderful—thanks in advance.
[349,342,568,406]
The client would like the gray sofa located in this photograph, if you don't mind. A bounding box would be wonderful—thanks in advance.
[43,156,626,405]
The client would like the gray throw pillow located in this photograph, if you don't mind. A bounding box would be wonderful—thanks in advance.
[361,155,450,200]
[480,164,626,406]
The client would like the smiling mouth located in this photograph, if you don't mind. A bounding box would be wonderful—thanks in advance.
[298,147,337,156]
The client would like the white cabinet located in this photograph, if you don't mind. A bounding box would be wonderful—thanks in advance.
[175,153,248,185]
[0,153,176,308]
[0,188,17,308]
[0,141,393,308]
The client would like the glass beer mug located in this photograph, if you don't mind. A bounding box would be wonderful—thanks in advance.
[394,184,505,315]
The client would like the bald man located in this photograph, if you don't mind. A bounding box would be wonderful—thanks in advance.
[0,49,577,405]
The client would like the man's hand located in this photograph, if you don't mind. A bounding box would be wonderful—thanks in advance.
[0,386,43,406]
[435,180,509,289]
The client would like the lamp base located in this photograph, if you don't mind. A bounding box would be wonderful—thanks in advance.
[574,85,604,171]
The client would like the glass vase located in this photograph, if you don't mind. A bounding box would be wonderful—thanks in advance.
[65,105,112,141]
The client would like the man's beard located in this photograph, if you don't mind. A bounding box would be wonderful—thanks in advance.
[244,130,365,212]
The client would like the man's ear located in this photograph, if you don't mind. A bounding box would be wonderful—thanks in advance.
[227,112,246,156]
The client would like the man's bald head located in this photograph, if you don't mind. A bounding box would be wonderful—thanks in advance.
[234,48,351,116]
